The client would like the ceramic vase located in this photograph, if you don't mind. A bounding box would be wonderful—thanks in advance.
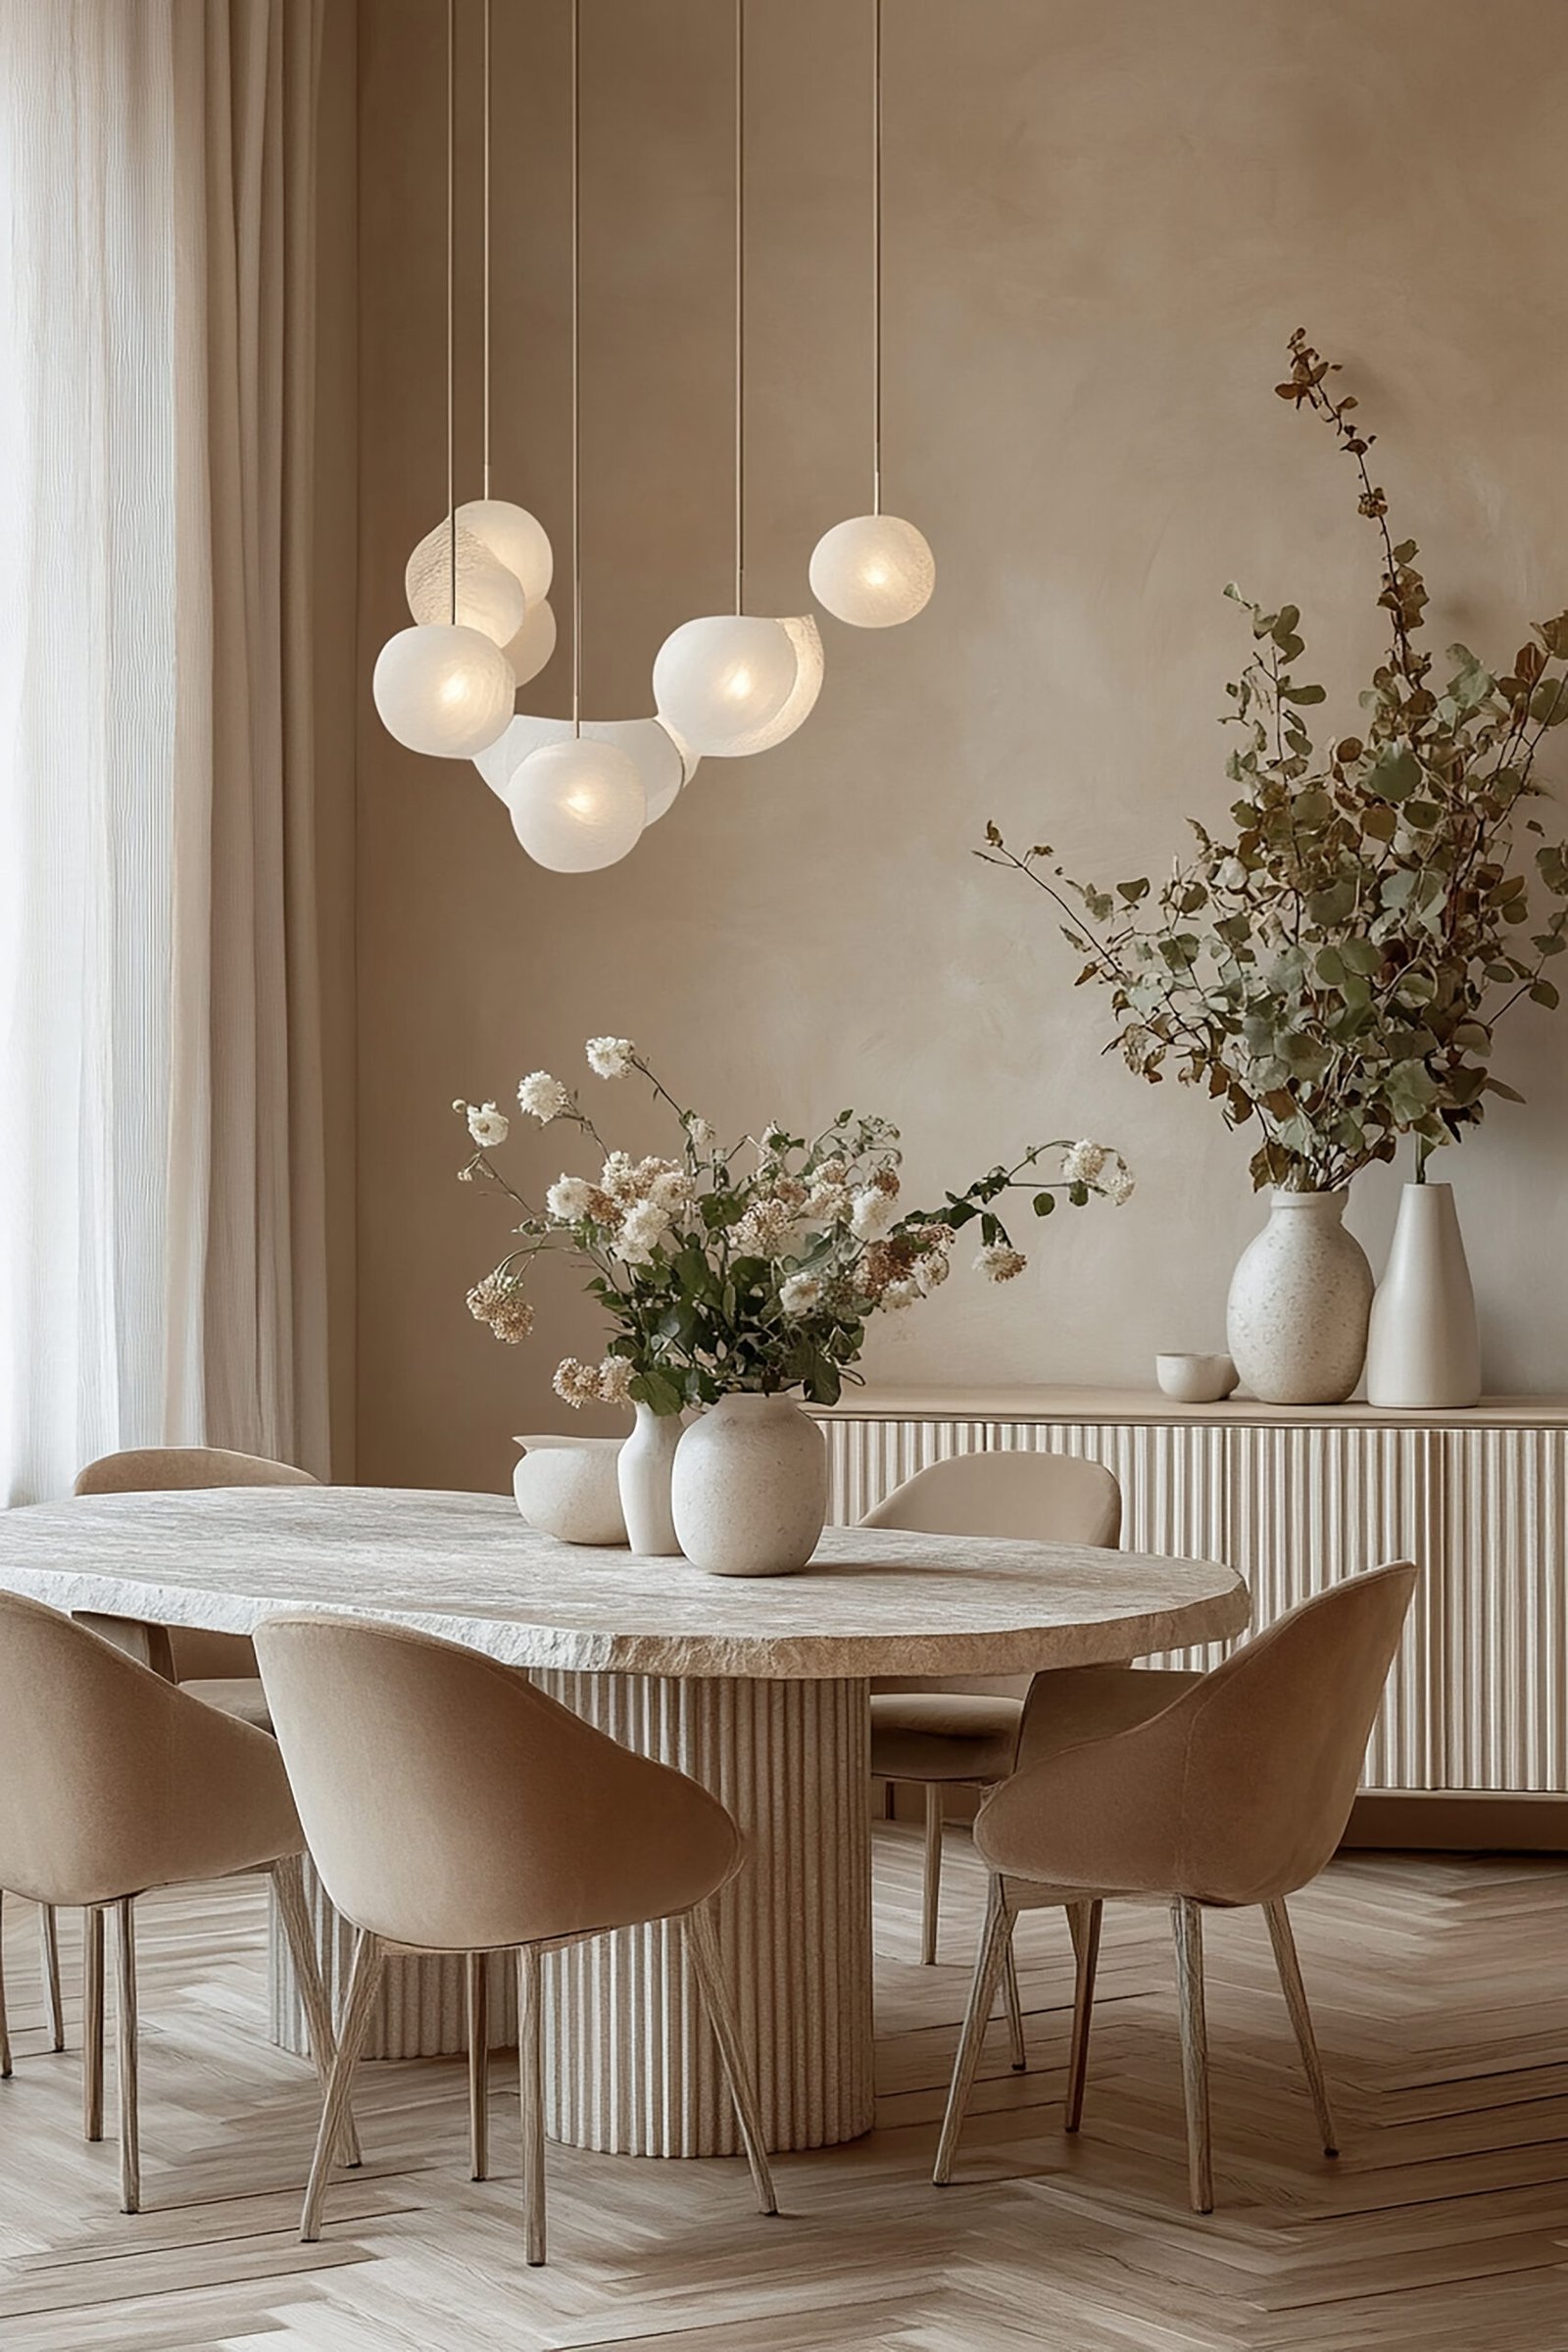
[1225,1188,1373,1405]
[1364,1181,1480,1408]
[513,1436,627,1545]
[617,1401,683,1555]
[670,1393,828,1578]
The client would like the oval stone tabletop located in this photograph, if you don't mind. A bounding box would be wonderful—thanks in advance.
[0,1484,1250,1679]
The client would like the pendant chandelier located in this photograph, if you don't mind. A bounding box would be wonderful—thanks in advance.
[808,0,934,629]
[652,0,823,758]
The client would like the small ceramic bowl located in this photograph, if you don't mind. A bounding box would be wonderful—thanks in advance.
[513,1436,628,1545]
[1154,1352,1240,1404]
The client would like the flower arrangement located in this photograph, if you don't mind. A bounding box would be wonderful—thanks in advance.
[982,331,1568,1194]
[455,1039,1132,1413]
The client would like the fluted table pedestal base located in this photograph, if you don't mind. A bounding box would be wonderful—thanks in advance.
[270,1671,875,2155]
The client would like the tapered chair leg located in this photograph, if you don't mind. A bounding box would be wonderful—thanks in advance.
[466,1949,490,2181]
[1264,1897,1340,2158]
[299,1929,383,2244]
[271,1856,361,2168]
[933,1875,1016,2185]
[684,1904,779,2217]
[113,1897,139,2214]
[1064,1898,1102,2132]
[82,1906,106,2140]
[1170,1897,1213,2214]
[41,1904,64,2052]
[517,1946,546,2267]
[1001,1944,1026,2072]
[0,1889,11,2079]
[921,1785,944,1965]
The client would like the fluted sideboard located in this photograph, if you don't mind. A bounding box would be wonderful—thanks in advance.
[817,1388,1568,1837]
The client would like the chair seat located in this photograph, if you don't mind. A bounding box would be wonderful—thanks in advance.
[1011,1665,1200,1776]
[869,1691,1022,1783]
[182,1677,273,1733]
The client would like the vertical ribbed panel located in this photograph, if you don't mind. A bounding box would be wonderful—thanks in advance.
[534,1671,874,2156]
[826,1409,1565,1794]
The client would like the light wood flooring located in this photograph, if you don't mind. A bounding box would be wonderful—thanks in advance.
[1,1829,1564,2350]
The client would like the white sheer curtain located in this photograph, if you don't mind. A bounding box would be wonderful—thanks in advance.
[0,1,328,1506]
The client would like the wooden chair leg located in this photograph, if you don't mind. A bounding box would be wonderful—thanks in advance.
[517,1945,547,2267]
[1170,1896,1213,2214]
[1064,1898,1102,2132]
[684,1904,779,2217]
[113,1897,139,2214]
[1000,1943,1026,2072]
[271,1856,361,2168]
[41,1904,64,2052]
[82,1906,106,2140]
[933,1875,1016,2185]
[466,1949,490,2181]
[299,1930,382,2243]
[0,1888,11,2080]
[921,1784,944,1965]
[1264,1897,1340,2158]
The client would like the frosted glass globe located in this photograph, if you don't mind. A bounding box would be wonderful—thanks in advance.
[500,597,557,689]
[458,499,554,603]
[473,710,697,823]
[730,616,823,755]
[406,519,526,647]
[808,513,935,628]
[509,737,647,872]
[372,624,515,758]
[652,614,802,755]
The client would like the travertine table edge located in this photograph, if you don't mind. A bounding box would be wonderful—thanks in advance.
[0,1486,1248,2155]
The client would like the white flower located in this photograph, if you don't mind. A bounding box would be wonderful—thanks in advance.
[685,1114,717,1152]
[915,1250,951,1291]
[732,1198,799,1256]
[975,1243,1028,1283]
[617,1200,672,1264]
[552,1356,602,1408]
[586,1036,637,1080]
[465,1101,510,1149]
[882,1277,921,1310]
[779,1272,824,1315]
[1102,1158,1136,1206]
[546,1174,596,1223]
[850,1187,897,1241]
[602,1151,638,1199]
[808,1179,852,1223]
[517,1071,570,1123]
[646,1167,696,1214]
[1060,1139,1108,1185]
[598,1355,634,1406]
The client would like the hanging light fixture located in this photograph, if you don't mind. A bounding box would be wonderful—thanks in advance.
[653,0,822,758]
[476,712,694,826]
[808,0,934,629]
[509,0,645,873]
[375,0,514,758]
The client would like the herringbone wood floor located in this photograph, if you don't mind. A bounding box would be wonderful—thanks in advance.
[1,1831,1564,2351]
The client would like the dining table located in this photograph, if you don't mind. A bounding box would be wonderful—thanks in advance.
[0,1484,1250,2155]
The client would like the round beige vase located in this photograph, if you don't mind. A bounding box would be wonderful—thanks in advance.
[670,1394,829,1577]
[1225,1188,1374,1405]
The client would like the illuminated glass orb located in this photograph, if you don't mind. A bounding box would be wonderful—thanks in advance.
[459,499,554,604]
[509,737,647,872]
[808,513,935,628]
[652,614,802,755]
[500,597,557,689]
[730,616,823,754]
[474,711,697,824]
[406,519,526,648]
[372,623,515,758]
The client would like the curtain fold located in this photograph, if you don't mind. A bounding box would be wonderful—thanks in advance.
[0,0,330,1504]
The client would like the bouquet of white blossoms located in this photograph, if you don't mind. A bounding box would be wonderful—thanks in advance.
[456,1039,1133,1414]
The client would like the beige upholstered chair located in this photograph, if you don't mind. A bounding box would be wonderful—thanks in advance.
[933,1561,1417,2212]
[253,1614,778,2265]
[0,1592,348,2214]
[863,1452,1122,1975]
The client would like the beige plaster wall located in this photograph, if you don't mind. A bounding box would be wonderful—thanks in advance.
[354,0,1568,1494]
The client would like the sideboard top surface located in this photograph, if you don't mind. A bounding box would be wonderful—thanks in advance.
[814,1386,1568,1430]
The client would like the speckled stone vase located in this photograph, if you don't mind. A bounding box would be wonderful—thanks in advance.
[1225,1188,1373,1405]
[671,1394,828,1577]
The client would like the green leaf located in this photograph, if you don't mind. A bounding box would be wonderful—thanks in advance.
[1531,979,1561,1010]
[1031,1190,1056,1215]
[1279,682,1326,705]
[1367,748,1422,804]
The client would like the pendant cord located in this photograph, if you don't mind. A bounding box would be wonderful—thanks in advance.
[871,0,881,516]
[734,0,745,615]
[482,0,492,496]
[570,0,582,733]
[446,0,457,622]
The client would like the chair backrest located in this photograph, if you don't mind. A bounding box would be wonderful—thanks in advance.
[980,1562,1418,1906]
[253,1614,742,1953]
[0,1591,300,1907]
[73,1447,317,1681]
[862,1450,1122,1698]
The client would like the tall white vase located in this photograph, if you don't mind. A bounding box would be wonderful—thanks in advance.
[616,1402,682,1555]
[1364,1181,1481,1408]
[671,1394,828,1578]
[1225,1189,1373,1405]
